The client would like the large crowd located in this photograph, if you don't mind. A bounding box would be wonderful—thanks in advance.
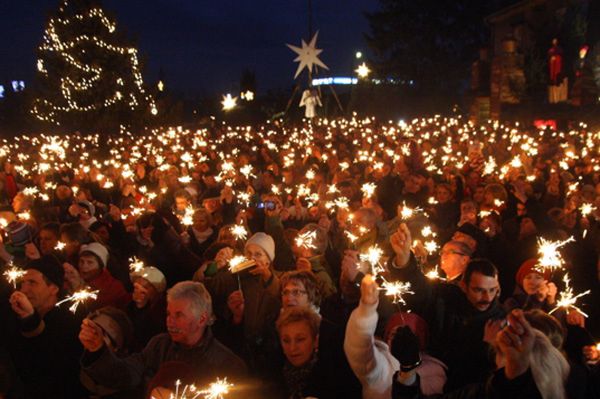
[0,115,599,399]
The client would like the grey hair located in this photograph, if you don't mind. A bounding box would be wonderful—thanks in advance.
[167,281,214,325]
[529,329,570,399]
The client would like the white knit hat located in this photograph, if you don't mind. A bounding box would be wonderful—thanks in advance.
[245,232,275,261]
[80,242,109,268]
[130,266,167,293]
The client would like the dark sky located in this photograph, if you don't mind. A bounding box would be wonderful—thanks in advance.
[0,0,379,96]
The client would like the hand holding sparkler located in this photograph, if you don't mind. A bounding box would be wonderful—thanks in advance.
[227,290,245,325]
[497,309,535,380]
[4,264,26,289]
[390,223,412,268]
[360,274,380,307]
[79,318,105,352]
[9,291,35,319]
[215,247,234,270]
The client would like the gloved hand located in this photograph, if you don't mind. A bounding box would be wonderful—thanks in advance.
[390,326,422,372]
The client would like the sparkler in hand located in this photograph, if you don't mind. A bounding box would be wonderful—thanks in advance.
[380,280,414,305]
[536,236,575,273]
[294,230,317,250]
[550,274,590,317]
[230,224,248,241]
[228,255,256,274]
[129,256,145,273]
[56,288,99,313]
[399,202,423,220]
[4,265,26,289]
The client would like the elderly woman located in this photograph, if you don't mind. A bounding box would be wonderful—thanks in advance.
[279,271,362,398]
[205,232,281,378]
[277,306,359,398]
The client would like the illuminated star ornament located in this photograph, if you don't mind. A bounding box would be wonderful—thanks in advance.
[287,31,329,79]
[355,62,371,78]
[221,94,237,111]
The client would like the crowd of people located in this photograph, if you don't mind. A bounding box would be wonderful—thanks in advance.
[0,115,599,398]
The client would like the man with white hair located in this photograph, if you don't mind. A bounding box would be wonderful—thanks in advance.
[80,281,246,391]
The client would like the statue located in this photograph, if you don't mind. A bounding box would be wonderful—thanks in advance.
[299,88,322,119]
[548,38,568,103]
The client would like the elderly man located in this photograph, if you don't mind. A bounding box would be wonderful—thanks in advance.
[80,281,246,392]
[4,255,84,398]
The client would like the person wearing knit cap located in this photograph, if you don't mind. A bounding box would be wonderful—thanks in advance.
[6,255,86,398]
[66,242,131,311]
[504,258,557,312]
[127,266,168,351]
[204,231,281,379]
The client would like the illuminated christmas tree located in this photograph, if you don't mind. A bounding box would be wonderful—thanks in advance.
[31,0,157,132]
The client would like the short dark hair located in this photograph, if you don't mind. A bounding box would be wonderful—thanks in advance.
[59,222,90,243]
[463,258,498,286]
[40,222,60,238]
[280,270,321,307]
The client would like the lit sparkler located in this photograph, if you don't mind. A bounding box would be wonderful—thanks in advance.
[129,256,145,273]
[199,378,234,399]
[230,224,248,241]
[549,274,590,317]
[536,236,575,273]
[580,203,596,217]
[379,280,414,305]
[360,245,385,275]
[56,288,99,313]
[361,182,377,198]
[228,256,256,274]
[295,230,317,250]
[4,265,26,289]
[54,241,66,251]
[399,202,422,220]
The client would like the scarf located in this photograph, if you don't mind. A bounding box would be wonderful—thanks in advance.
[283,352,318,399]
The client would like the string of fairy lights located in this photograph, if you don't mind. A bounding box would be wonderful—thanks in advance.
[31,1,157,125]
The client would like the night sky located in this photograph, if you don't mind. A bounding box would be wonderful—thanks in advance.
[0,1,379,96]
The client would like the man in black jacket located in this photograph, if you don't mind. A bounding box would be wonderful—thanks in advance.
[5,256,85,398]
[389,223,506,392]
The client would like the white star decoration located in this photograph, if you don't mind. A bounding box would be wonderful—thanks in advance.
[287,31,329,79]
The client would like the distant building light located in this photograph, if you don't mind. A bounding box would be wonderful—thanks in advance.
[312,77,358,86]
[0,85,4,98]
[355,51,363,59]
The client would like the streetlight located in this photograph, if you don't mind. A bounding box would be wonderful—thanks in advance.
[355,51,363,59]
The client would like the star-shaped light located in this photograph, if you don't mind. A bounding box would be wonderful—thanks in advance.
[287,31,329,79]
[221,94,237,111]
[241,90,254,101]
[355,62,371,78]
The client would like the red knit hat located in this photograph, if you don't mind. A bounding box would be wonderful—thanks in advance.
[516,258,551,287]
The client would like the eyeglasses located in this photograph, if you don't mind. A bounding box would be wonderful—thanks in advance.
[282,289,307,297]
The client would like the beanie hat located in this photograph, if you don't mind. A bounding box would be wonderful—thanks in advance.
[77,200,95,217]
[6,221,33,246]
[516,258,550,287]
[88,306,133,353]
[130,266,167,293]
[80,242,109,268]
[26,255,64,288]
[245,232,275,261]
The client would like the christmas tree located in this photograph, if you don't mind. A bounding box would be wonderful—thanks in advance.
[31,0,157,132]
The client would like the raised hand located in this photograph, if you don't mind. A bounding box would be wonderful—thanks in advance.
[360,274,379,306]
[390,223,412,268]
[227,290,245,325]
[79,318,105,352]
[497,309,535,379]
[9,291,35,319]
